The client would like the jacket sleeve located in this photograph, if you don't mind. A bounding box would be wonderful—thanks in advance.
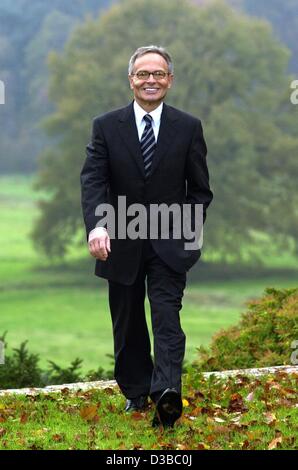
[80,118,109,241]
[185,119,213,227]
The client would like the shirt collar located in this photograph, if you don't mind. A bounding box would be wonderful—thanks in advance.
[133,100,163,126]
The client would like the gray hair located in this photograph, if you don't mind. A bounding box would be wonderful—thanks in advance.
[128,45,174,75]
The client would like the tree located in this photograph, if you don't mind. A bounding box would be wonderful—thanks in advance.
[227,0,298,73]
[31,0,298,263]
[0,0,114,172]
[194,0,298,73]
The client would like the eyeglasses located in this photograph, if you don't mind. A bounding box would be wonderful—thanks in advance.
[131,70,170,80]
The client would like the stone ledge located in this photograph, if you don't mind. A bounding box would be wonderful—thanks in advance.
[0,365,297,397]
[0,379,118,397]
[203,364,298,379]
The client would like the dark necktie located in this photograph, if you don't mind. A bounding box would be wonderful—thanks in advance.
[140,114,156,178]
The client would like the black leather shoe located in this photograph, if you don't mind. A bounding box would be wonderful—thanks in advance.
[125,395,148,412]
[152,388,182,428]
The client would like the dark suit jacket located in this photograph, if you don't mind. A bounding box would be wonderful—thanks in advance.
[80,101,213,285]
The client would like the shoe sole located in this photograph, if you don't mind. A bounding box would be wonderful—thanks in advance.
[156,390,182,428]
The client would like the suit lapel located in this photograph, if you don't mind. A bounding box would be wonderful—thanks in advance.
[118,102,145,178]
[149,104,179,178]
[117,101,179,179]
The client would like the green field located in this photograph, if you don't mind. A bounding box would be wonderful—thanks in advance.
[1,175,297,375]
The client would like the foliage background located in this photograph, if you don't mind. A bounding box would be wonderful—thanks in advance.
[0,0,297,375]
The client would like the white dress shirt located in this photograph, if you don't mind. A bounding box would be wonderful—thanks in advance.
[88,100,163,242]
[133,100,163,142]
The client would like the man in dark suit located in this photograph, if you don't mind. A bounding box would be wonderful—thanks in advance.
[80,45,213,428]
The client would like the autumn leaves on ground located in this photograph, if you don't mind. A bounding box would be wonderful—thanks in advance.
[0,370,297,450]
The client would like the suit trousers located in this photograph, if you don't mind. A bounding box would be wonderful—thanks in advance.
[108,239,187,399]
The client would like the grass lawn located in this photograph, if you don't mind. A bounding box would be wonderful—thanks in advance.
[0,369,297,450]
[1,175,298,374]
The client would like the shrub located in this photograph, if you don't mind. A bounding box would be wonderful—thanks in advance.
[0,333,114,389]
[193,287,298,371]
[0,333,42,389]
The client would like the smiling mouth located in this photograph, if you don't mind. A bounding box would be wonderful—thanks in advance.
[143,88,160,93]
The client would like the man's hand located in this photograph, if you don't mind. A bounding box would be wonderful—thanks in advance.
[88,227,111,261]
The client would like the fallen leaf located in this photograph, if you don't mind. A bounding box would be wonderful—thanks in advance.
[64,405,79,415]
[230,415,242,424]
[29,443,44,450]
[191,407,202,416]
[80,405,98,421]
[246,430,262,440]
[241,440,250,449]
[235,375,250,385]
[52,434,64,442]
[132,444,143,450]
[188,416,196,421]
[245,392,255,402]
[264,412,277,426]
[268,436,282,450]
[106,403,117,413]
[201,406,214,415]
[131,411,144,421]
[182,399,189,407]
[228,393,248,413]
[213,425,231,434]
[20,413,29,424]
[197,442,210,450]
[214,417,226,423]
[206,416,214,425]
[212,404,223,409]
[194,391,205,400]
[176,443,189,450]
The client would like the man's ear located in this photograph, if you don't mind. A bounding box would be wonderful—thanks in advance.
[167,75,174,88]
[128,75,134,90]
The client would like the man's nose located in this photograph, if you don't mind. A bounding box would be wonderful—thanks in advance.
[146,73,157,82]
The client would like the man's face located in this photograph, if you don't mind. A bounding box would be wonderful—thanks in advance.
[128,53,173,109]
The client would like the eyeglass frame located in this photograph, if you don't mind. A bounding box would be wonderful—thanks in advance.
[130,70,172,80]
